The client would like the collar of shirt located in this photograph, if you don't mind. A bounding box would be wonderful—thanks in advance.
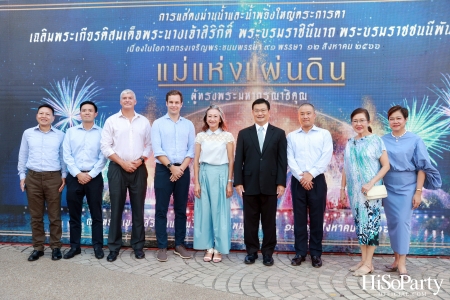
[163,113,185,123]
[255,123,269,131]
[33,125,58,133]
[298,125,318,133]
[75,123,101,131]
[118,110,141,121]
[206,128,223,135]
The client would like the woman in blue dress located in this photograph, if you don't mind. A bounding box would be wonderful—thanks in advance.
[340,108,390,276]
[382,105,441,276]
[193,105,234,263]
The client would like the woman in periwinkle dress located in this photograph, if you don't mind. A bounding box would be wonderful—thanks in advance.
[193,105,234,263]
[382,105,441,276]
[340,108,390,276]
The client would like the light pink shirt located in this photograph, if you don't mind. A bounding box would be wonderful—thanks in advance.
[100,110,152,161]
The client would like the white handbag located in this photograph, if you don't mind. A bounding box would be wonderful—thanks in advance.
[365,185,388,200]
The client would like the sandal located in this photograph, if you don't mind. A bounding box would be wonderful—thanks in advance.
[353,264,374,277]
[384,264,398,272]
[212,249,222,263]
[349,262,364,272]
[203,248,214,262]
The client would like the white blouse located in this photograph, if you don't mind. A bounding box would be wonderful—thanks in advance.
[195,128,234,165]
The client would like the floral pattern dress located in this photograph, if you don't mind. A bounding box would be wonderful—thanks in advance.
[344,134,386,246]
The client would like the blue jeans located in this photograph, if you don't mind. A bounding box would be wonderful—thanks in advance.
[154,163,190,249]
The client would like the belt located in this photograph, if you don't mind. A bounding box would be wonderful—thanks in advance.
[80,170,91,173]
[27,169,61,175]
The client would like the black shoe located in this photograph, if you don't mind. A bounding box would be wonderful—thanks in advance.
[134,249,145,259]
[263,255,274,266]
[312,255,322,268]
[244,253,258,264]
[28,250,44,261]
[94,247,104,259]
[107,251,119,262]
[291,255,306,266]
[52,248,62,260]
[63,248,81,259]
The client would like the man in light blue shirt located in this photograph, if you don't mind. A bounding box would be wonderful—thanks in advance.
[63,101,107,260]
[287,103,333,268]
[151,90,195,262]
[18,104,67,261]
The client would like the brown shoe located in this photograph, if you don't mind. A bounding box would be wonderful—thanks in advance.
[157,248,168,262]
[174,245,192,259]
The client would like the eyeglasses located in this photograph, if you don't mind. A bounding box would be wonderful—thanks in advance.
[253,109,268,114]
[352,119,368,124]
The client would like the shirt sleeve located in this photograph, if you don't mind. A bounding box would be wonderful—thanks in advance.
[151,119,167,158]
[287,132,302,182]
[63,129,81,177]
[17,130,29,180]
[414,137,442,190]
[309,130,333,178]
[142,118,152,158]
[195,132,202,144]
[100,118,116,158]
[226,132,234,143]
[185,121,196,159]
[59,133,67,178]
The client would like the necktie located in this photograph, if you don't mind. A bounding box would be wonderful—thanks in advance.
[257,126,264,151]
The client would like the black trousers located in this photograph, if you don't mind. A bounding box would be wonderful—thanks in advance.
[291,174,327,257]
[243,194,277,256]
[154,163,190,249]
[66,173,104,249]
[107,162,148,252]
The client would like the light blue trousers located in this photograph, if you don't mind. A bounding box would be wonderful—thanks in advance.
[193,163,231,254]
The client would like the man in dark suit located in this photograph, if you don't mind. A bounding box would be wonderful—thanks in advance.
[234,98,287,266]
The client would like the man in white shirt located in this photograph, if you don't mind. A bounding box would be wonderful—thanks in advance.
[100,89,152,262]
[287,103,333,268]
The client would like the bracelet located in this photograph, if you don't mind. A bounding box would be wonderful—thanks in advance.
[228,179,233,182]
[416,188,422,192]
[340,187,345,190]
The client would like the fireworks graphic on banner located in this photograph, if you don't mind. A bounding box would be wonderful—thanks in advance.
[379,97,450,165]
[41,76,102,132]
[432,73,450,117]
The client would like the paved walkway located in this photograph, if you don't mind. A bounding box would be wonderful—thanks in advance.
[0,244,449,299]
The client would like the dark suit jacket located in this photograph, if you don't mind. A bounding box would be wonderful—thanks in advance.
[234,123,287,196]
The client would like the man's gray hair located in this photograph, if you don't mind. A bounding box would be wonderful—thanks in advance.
[120,89,136,99]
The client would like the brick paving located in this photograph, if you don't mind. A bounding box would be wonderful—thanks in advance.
[1,244,449,299]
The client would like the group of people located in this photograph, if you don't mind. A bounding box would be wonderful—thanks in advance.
[17,90,440,274]
[340,107,441,277]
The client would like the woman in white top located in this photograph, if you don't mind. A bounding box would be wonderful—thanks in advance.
[193,105,234,263]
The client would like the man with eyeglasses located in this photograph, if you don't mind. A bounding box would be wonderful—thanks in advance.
[234,98,287,266]
[287,103,333,268]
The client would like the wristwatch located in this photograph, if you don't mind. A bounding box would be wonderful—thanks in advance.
[139,157,145,164]
[166,163,172,169]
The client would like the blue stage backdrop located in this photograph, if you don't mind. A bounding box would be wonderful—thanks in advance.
[1,0,450,255]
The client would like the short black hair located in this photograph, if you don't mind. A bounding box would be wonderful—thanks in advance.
[37,104,55,115]
[252,98,270,110]
[166,90,183,103]
[80,100,98,112]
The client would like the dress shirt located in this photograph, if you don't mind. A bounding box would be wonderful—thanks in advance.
[195,128,234,165]
[254,122,268,140]
[100,110,152,161]
[287,125,333,181]
[151,114,195,164]
[18,125,67,180]
[63,123,107,178]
